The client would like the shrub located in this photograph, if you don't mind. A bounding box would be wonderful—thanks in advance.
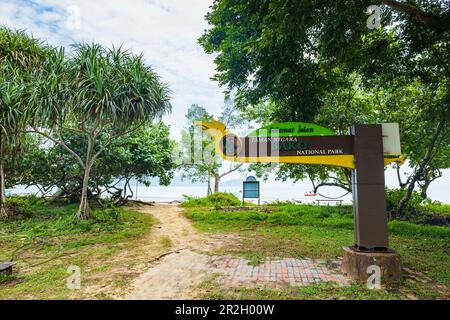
[181,192,241,209]
[385,188,424,211]
[421,203,450,216]
[4,195,45,217]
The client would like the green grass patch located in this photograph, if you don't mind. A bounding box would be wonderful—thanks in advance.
[201,282,403,300]
[0,197,153,299]
[184,202,450,299]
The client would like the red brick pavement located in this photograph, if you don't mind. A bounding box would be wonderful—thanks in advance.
[207,256,349,287]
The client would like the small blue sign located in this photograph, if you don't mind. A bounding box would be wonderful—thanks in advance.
[243,176,260,200]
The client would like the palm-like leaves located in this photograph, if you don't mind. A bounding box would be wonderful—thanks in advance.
[29,42,173,219]
[0,27,47,142]
[65,43,172,130]
[1,29,172,219]
[0,27,49,215]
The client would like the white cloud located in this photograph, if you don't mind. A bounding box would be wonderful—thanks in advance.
[0,0,224,139]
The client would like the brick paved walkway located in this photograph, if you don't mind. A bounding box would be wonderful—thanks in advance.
[207,256,349,287]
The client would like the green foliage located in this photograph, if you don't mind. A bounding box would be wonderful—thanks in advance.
[0,196,153,299]
[386,188,424,211]
[186,210,267,223]
[385,188,449,225]
[0,27,51,215]
[199,1,450,209]
[179,104,220,185]
[181,192,241,209]
[388,220,449,239]
[4,195,45,217]
[0,28,174,219]
[0,197,151,249]
[422,203,450,216]
[185,203,449,239]
[14,123,176,204]
[186,204,355,230]
[200,1,449,117]
[179,103,245,195]
[28,41,172,218]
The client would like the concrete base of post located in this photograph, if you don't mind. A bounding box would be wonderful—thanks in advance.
[341,246,401,283]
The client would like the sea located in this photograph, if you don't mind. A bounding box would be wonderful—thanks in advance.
[7,169,450,205]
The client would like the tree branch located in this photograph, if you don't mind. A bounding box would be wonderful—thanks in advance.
[398,117,446,211]
[27,128,86,169]
[219,163,243,178]
[381,0,450,30]
[313,182,352,193]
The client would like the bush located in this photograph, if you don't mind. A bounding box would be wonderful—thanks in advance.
[385,188,424,211]
[4,195,45,217]
[421,203,450,216]
[181,192,241,209]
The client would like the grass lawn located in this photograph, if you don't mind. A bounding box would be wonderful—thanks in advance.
[0,198,154,299]
[184,202,450,300]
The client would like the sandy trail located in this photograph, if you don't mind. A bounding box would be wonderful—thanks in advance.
[123,204,349,300]
[124,204,236,300]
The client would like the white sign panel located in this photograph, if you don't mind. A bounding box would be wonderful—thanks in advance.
[381,123,401,155]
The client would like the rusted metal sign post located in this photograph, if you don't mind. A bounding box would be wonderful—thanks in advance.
[197,119,403,282]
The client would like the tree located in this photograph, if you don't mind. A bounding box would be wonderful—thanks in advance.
[180,104,220,195]
[14,123,176,206]
[30,43,171,219]
[200,1,449,210]
[367,80,449,211]
[0,27,48,216]
[94,122,176,205]
[180,103,243,195]
[200,1,449,112]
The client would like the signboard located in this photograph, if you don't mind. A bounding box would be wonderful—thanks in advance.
[196,119,403,169]
[196,119,404,243]
[243,176,260,205]
[381,123,402,156]
[248,122,336,137]
[221,135,354,157]
[196,119,404,280]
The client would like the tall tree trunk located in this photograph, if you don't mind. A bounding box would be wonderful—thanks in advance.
[207,171,211,196]
[419,180,431,200]
[77,135,94,220]
[398,118,446,212]
[77,163,92,220]
[214,173,219,193]
[0,138,7,217]
[0,159,6,217]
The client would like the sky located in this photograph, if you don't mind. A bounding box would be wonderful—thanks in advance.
[0,0,225,139]
[1,0,448,202]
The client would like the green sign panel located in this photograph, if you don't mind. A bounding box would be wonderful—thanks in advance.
[247,122,336,137]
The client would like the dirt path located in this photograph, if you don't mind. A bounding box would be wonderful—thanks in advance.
[122,204,349,300]
[124,204,237,300]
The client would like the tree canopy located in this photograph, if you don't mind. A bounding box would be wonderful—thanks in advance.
[199,0,449,209]
[0,27,174,219]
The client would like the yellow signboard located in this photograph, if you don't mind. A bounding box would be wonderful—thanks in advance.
[195,119,404,169]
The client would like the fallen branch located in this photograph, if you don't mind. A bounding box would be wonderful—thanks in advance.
[148,248,187,264]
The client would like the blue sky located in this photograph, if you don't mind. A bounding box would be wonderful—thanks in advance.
[1,0,448,202]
